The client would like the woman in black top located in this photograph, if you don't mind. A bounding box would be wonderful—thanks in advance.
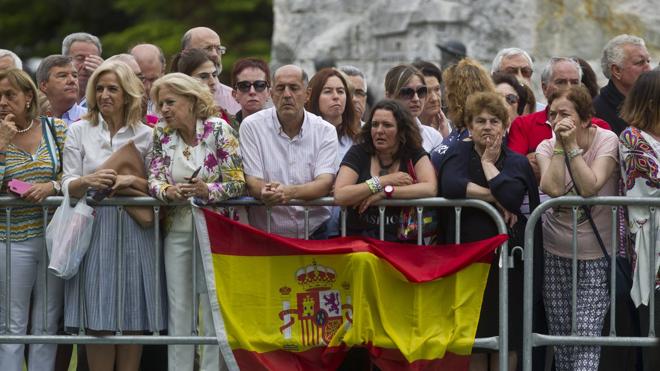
[334,99,436,241]
[436,92,539,371]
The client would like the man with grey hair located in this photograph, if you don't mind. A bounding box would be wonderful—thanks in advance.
[62,32,104,104]
[338,65,368,122]
[508,57,610,178]
[491,47,546,111]
[36,55,86,125]
[594,34,652,135]
[130,43,165,115]
[0,49,22,70]
[181,26,241,114]
[240,64,338,239]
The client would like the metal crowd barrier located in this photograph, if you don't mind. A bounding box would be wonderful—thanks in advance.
[0,195,510,370]
[522,196,660,371]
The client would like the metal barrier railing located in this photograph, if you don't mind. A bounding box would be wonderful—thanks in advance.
[0,195,510,369]
[522,196,659,371]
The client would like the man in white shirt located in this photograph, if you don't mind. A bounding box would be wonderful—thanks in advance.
[36,55,86,125]
[181,27,241,114]
[240,65,338,239]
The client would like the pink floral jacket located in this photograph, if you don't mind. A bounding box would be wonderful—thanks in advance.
[148,116,246,205]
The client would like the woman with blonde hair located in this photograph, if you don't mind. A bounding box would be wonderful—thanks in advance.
[149,73,246,371]
[0,68,67,371]
[62,60,166,371]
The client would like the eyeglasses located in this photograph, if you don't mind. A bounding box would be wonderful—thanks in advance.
[504,94,519,105]
[203,45,227,55]
[504,66,533,78]
[235,80,269,93]
[398,86,427,100]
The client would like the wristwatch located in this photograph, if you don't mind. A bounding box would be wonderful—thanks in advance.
[51,180,61,194]
[384,185,394,199]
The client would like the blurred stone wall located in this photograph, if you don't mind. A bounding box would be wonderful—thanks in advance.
[272,0,660,100]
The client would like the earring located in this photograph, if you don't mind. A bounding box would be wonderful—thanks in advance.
[26,102,31,109]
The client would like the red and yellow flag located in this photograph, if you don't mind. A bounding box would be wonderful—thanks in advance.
[194,208,507,371]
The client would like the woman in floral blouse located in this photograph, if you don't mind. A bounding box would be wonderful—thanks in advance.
[619,69,660,371]
[148,73,246,371]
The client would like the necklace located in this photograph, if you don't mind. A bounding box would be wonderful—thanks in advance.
[377,155,395,176]
[16,120,34,134]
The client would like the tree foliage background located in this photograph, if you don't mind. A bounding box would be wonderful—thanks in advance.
[0,0,273,82]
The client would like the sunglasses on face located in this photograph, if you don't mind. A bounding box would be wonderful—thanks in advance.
[504,94,519,105]
[235,80,269,93]
[398,86,427,100]
[504,66,533,78]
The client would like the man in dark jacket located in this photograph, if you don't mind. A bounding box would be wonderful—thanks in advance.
[593,34,651,135]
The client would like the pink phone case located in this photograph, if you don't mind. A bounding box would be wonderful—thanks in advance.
[8,179,32,196]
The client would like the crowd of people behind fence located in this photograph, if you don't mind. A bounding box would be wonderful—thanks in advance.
[0,27,658,371]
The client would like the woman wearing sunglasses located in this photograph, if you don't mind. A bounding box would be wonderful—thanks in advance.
[384,64,443,153]
[230,58,271,124]
[492,72,528,132]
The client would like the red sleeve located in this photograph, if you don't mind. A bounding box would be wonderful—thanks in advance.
[591,117,611,130]
[507,116,529,155]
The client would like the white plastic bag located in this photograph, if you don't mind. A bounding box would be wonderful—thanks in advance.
[46,185,95,279]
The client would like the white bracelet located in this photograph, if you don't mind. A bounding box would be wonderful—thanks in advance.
[567,148,584,160]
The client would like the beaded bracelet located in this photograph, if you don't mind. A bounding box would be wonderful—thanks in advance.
[365,178,378,194]
[372,176,383,192]
[567,148,584,160]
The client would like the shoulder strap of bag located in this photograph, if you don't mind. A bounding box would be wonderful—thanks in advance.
[41,116,61,177]
[563,153,610,259]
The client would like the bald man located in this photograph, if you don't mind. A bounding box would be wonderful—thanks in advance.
[130,44,165,115]
[181,27,241,114]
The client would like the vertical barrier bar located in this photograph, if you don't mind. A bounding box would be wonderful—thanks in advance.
[522,206,536,371]
[266,207,272,233]
[609,207,617,336]
[153,206,160,335]
[4,208,11,333]
[42,207,49,332]
[116,206,124,335]
[499,234,509,371]
[340,207,346,237]
[304,207,310,240]
[649,207,656,337]
[192,214,198,336]
[454,207,461,244]
[571,206,578,335]
[378,206,385,241]
[416,206,423,246]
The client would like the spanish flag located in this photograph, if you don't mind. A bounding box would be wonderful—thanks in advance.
[193,208,507,371]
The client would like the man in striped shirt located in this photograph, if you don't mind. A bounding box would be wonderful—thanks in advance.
[240,64,338,239]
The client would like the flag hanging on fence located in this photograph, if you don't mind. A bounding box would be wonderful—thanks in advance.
[193,208,507,371]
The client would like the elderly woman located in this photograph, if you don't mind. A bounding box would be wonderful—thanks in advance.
[536,85,619,371]
[437,91,538,371]
[305,68,358,237]
[384,65,443,152]
[0,69,66,371]
[412,60,450,138]
[149,73,246,371]
[334,99,436,241]
[62,61,166,371]
[619,70,660,371]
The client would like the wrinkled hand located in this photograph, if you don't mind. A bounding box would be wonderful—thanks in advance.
[179,177,210,200]
[83,169,117,190]
[84,55,104,74]
[481,135,502,164]
[496,201,518,228]
[110,174,135,195]
[554,117,577,147]
[0,113,18,149]
[261,182,285,206]
[380,171,413,186]
[434,110,450,138]
[358,192,384,214]
[22,182,56,203]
